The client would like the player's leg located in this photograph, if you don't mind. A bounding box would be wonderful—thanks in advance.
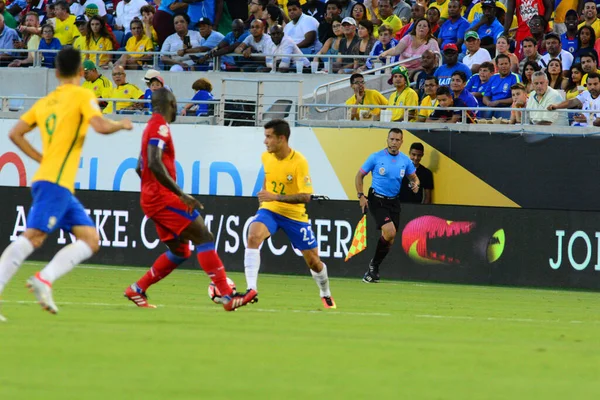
[125,239,191,308]
[181,213,258,310]
[27,195,100,314]
[245,210,278,292]
[364,198,399,283]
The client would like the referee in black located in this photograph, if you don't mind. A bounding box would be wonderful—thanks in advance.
[355,128,420,283]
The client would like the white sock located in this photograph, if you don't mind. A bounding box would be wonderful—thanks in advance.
[39,240,93,284]
[310,262,331,298]
[244,248,261,291]
[0,236,35,295]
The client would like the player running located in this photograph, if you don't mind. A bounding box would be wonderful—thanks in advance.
[123,88,257,311]
[244,119,336,309]
[0,47,133,320]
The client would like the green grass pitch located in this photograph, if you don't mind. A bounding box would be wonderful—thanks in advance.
[1,262,599,399]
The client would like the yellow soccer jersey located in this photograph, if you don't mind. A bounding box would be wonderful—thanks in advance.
[388,87,419,121]
[102,83,144,114]
[73,35,86,51]
[419,95,439,119]
[55,15,80,45]
[125,35,153,61]
[20,84,102,192]
[260,150,313,222]
[82,74,113,99]
[86,36,113,66]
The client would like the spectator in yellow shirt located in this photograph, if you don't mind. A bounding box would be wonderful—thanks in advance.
[53,1,79,45]
[418,76,439,121]
[82,60,113,110]
[371,0,403,39]
[72,15,88,51]
[84,16,113,69]
[345,73,389,120]
[387,65,419,121]
[428,0,449,22]
[103,66,145,114]
[140,5,159,48]
[579,0,600,39]
[115,18,154,69]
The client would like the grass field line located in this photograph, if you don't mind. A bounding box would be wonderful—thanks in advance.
[414,314,597,325]
[2,299,391,317]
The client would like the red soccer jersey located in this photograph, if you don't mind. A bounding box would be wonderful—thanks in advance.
[140,113,180,217]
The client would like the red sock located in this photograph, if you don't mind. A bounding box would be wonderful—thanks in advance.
[137,250,188,291]
[196,243,233,297]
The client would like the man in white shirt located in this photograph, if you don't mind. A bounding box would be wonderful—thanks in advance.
[266,24,309,72]
[462,31,491,73]
[539,31,574,73]
[70,0,106,17]
[526,71,567,125]
[235,19,274,71]
[548,72,600,126]
[284,0,321,54]
[115,0,147,33]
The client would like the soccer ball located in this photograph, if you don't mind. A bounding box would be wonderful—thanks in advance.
[208,277,236,304]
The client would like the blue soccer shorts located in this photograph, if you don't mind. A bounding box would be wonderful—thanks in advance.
[251,209,317,251]
[27,181,95,233]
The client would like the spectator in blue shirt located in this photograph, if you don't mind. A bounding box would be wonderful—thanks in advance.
[451,71,479,118]
[187,0,217,29]
[466,61,494,106]
[38,23,62,68]
[0,13,19,66]
[182,78,214,116]
[437,0,469,49]
[482,53,521,119]
[464,0,503,56]
[365,24,398,70]
[186,18,225,71]
[561,10,578,55]
[195,19,249,70]
[434,43,472,86]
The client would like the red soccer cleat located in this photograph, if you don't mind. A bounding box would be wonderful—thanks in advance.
[222,289,258,312]
[124,286,157,308]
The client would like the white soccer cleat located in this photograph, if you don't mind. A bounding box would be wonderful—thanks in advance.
[26,272,59,315]
[0,312,6,322]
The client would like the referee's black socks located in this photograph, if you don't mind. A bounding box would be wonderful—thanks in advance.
[372,236,392,267]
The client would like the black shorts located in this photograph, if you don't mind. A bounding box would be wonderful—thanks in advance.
[367,188,400,230]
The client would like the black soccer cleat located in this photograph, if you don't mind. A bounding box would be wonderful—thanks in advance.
[362,262,380,283]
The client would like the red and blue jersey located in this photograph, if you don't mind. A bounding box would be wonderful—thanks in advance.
[140,113,179,216]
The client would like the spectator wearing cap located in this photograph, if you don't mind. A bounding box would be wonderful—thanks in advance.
[466,61,494,106]
[70,0,106,18]
[345,73,388,120]
[519,37,543,75]
[84,15,113,68]
[8,11,40,67]
[182,78,214,117]
[335,16,359,73]
[182,18,224,70]
[186,0,224,30]
[503,0,552,59]
[380,18,440,72]
[387,66,419,121]
[265,24,310,72]
[115,18,153,69]
[464,0,503,56]
[462,31,491,73]
[161,14,203,71]
[197,19,248,71]
[539,31,574,73]
[371,0,402,38]
[142,69,173,105]
[562,9,579,54]
[103,65,144,114]
[38,23,62,67]
[82,60,113,109]
[434,43,471,86]
[234,19,274,72]
[284,1,322,54]
[53,1,80,45]
[579,0,600,39]
[437,0,469,50]
[72,14,87,50]
[482,53,521,119]
[114,0,146,34]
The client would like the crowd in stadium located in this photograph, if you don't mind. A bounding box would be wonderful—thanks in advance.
[0,0,598,125]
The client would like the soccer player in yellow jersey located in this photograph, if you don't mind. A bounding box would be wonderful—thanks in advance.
[244,119,336,309]
[0,48,132,321]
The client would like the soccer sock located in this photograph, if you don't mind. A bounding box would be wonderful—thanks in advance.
[136,250,188,292]
[371,236,392,268]
[0,236,35,295]
[310,262,331,298]
[39,240,93,284]
[196,242,233,297]
[244,248,261,291]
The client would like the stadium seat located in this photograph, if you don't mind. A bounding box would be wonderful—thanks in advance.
[7,95,25,112]
[263,99,293,120]
[113,30,124,49]
[105,13,115,28]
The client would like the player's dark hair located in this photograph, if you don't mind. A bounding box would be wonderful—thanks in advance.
[287,0,301,8]
[152,87,176,116]
[424,75,438,84]
[326,0,341,10]
[410,142,424,152]
[587,72,600,82]
[451,70,467,82]
[581,52,597,64]
[55,47,82,78]
[264,119,291,140]
[388,128,403,136]
[479,61,494,72]
[522,36,537,46]
[495,53,510,64]
[436,86,452,96]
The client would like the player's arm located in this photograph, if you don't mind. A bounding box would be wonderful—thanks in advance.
[8,120,42,163]
[257,190,311,204]
[355,168,369,213]
[135,156,142,178]
[89,115,133,134]
[147,144,203,212]
[407,172,420,193]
